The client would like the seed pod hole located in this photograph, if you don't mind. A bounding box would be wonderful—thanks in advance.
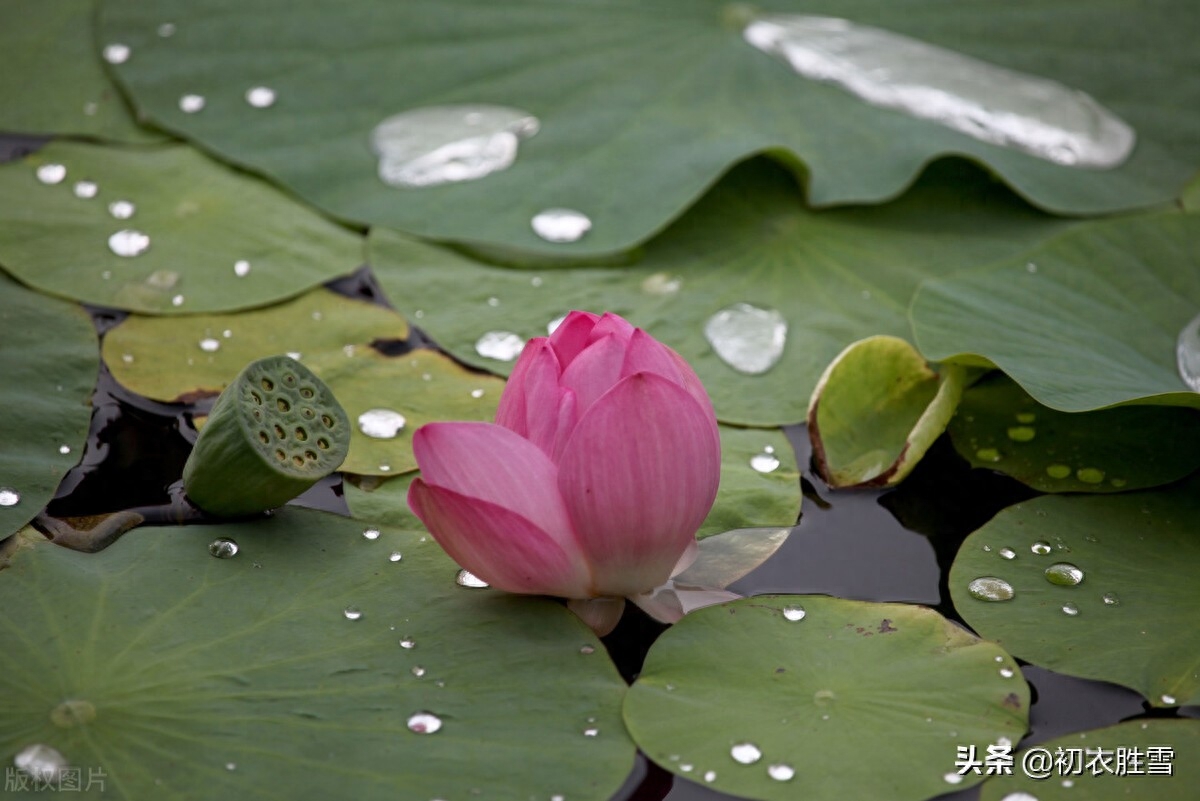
[300,387,314,399]
[292,455,304,467]
[295,427,308,441]
[283,373,296,386]
[261,378,274,391]
[302,407,315,419]
[274,424,285,439]
[305,450,317,461]
[317,438,330,450]
[258,431,269,444]
[274,449,286,461]
[321,414,334,428]
[251,391,262,405]
[277,398,291,412]
[253,409,262,421]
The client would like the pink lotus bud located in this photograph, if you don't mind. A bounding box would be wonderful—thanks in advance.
[408,311,721,622]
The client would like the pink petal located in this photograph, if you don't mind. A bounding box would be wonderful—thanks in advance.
[548,311,601,367]
[629,582,741,624]
[411,422,577,550]
[587,312,635,347]
[621,329,715,415]
[557,373,722,596]
[567,597,626,637]
[408,480,590,597]
[495,338,552,436]
[559,333,627,416]
[516,343,565,456]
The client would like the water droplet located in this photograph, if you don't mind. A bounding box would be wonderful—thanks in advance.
[0,487,20,506]
[579,645,596,655]
[1006,426,1036,442]
[121,353,134,364]
[531,208,592,243]
[1110,477,1127,488]
[813,689,836,707]
[343,606,363,621]
[547,314,567,334]
[1176,313,1200,391]
[389,551,403,563]
[999,667,1015,678]
[1162,694,1177,705]
[486,296,500,307]
[703,770,717,782]
[362,528,381,541]
[245,86,276,108]
[357,408,407,439]
[704,302,788,375]
[750,447,781,473]
[411,665,426,677]
[967,576,1015,602]
[103,43,131,64]
[1076,467,1106,484]
[767,763,795,782]
[642,272,683,295]
[108,229,150,257]
[1044,562,1084,587]
[782,605,806,621]
[1061,603,1080,616]
[1016,412,1037,424]
[108,200,135,219]
[207,537,239,559]
[224,762,236,771]
[172,294,185,307]
[73,180,98,199]
[1031,541,1052,555]
[36,163,67,185]
[742,15,1135,168]
[470,388,485,399]
[234,260,251,277]
[475,331,525,361]
[157,22,176,37]
[198,337,220,353]
[583,727,599,737]
[1102,592,1120,606]
[982,545,992,552]
[1061,779,1074,788]
[400,638,416,649]
[371,104,538,187]
[456,569,489,588]
[407,711,442,734]
[530,276,543,287]
[379,464,391,472]
[58,445,71,455]
[13,744,68,783]
[999,547,1016,560]
[1045,463,1071,479]
[943,772,964,785]
[730,742,762,764]
[179,94,206,113]
[975,447,1002,462]
[680,764,693,773]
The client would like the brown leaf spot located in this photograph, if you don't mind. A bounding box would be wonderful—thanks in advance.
[1002,693,1022,709]
[879,619,897,634]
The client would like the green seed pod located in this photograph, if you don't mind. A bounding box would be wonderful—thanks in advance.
[183,355,349,517]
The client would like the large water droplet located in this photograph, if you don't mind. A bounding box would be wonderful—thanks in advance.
[767,763,795,782]
[475,331,525,361]
[782,604,806,621]
[399,638,415,649]
[1177,313,1200,391]
[245,86,276,108]
[742,15,1135,168]
[362,528,381,541]
[108,229,150,257]
[1044,562,1084,586]
[407,711,443,734]
[208,538,238,558]
[343,606,363,621]
[1031,541,1052,555]
[642,272,683,295]
[179,94,206,113]
[36,163,67,185]
[103,43,131,64]
[371,105,539,188]
[108,200,135,219]
[456,569,489,588]
[73,180,98,199]
[389,551,403,563]
[704,302,787,375]
[531,208,592,243]
[234,259,251,277]
[750,445,780,473]
[0,487,20,506]
[357,408,407,439]
[13,744,68,783]
[998,547,1016,560]
[967,576,1015,602]
[999,667,1015,679]
[198,337,221,353]
[1045,464,1071,479]
[703,770,717,782]
[998,793,1039,801]
[1076,467,1106,484]
[1162,694,1177,705]
[730,742,762,764]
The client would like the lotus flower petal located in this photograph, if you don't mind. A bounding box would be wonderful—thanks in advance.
[567,597,626,637]
[622,329,714,414]
[548,310,601,367]
[560,332,627,415]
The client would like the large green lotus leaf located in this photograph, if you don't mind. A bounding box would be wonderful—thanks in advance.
[345,424,801,538]
[103,288,408,401]
[370,159,1077,426]
[0,142,363,314]
[0,0,160,143]
[949,478,1200,706]
[0,509,634,800]
[624,596,1029,801]
[911,211,1200,413]
[0,274,98,539]
[980,719,1199,801]
[949,372,1200,493]
[808,335,967,487]
[99,0,1199,256]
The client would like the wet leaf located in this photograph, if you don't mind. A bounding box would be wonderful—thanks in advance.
[101,0,1200,255]
[370,159,1076,426]
[911,211,1200,412]
[624,596,1029,801]
[949,477,1200,706]
[949,372,1200,493]
[808,335,967,487]
[0,142,363,314]
[0,509,635,800]
[0,273,97,539]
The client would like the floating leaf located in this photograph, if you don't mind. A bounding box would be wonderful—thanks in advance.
[949,478,1200,706]
[624,596,1028,801]
[672,528,791,590]
[0,142,363,314]
[0,509,634,800]
[912,211,1200,412]
[949,372,1200,493]
[0,0,160,143]
[0,273,97,539]
[980,719,1200,801]
[370,159,1076,426]
[100,0,1200,255]
[808,335,967,487]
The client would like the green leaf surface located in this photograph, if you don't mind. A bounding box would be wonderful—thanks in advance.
[949,478,1200,706]
[370,159,1077,426]
[100,0,1200,255]
[980,719,1200,801]
[0,509,634,800]
[808,335,966,487]
[0,0,161,143]
[0,274,98,539]
[0,142,363,314]
[949,372,1200,493]
[624,596,1029,801]
[911,211,1200,413]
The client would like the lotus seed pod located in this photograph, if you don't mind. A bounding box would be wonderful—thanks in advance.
[183,355,349,516]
